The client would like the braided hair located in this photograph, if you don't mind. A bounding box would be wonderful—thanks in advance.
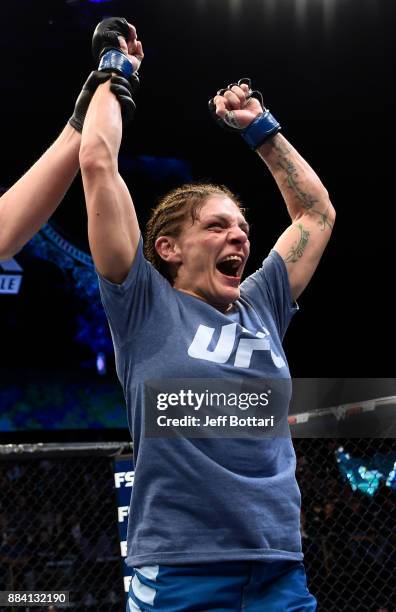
[144,183,244,283]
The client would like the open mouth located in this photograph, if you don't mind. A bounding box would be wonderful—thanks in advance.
[216,255,243,279]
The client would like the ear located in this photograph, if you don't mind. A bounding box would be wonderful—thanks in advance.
[155,236,182,264]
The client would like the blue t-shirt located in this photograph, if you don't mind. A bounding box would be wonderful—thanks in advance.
[99,239,302,566]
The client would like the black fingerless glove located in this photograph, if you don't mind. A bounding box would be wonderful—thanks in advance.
[93,16,140,127]
[208,78,281,150]
[69,17,140,132]
[92,17,131,63]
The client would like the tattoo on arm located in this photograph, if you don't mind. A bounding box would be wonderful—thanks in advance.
[285,224,310,263]
[224,111,241,130]
[270,137,333,231]
[316,204,334,231]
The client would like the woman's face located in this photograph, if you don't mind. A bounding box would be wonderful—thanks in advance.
[172,196,250,311]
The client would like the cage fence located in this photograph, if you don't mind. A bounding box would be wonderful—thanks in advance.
[295,437,396,612]
[0,435,395,612]
[0,443,131,612]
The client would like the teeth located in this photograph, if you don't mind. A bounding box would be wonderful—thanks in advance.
[221,255,242,263]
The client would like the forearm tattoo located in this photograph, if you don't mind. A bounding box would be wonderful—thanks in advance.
[270,137,333,231]
[285,224,310,263]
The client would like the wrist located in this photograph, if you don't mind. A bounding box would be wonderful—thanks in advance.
[241,110,281,150]
[98,49,134,80]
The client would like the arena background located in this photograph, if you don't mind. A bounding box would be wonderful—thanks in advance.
[0,0,395,610]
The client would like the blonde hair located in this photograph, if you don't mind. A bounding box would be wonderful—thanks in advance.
[144,182,244,283]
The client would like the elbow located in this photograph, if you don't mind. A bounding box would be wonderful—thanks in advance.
[326,196,336,227]
[321,194,336,232]
[314,190,336,228]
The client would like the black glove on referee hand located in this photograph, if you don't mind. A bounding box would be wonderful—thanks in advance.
[69,71,111,133]
[69,71,140,132]
[69,18,142,132]
[110,74,140,125]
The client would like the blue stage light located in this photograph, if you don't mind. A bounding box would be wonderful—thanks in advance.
[336,448,396,497]
[96,352,107,375]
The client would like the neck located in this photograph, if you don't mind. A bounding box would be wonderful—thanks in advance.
[175,287,233,313]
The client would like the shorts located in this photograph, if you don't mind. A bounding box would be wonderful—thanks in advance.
[127,560,317,611]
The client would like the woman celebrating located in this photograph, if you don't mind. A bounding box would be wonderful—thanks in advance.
[79,19,334,611]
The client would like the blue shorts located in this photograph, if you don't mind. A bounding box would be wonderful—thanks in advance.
[127,560,317,611]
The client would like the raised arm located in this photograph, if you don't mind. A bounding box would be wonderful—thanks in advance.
[0,62,117,261]
[257,134,335,300]
[212,81,335,300]
[79,22,143,284]
[0,125,80,261]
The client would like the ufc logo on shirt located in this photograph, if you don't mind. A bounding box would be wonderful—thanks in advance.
[188,323,285,369]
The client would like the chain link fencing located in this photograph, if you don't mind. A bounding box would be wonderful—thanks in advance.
[0,435,395,612]
[295,438,396,612]
[0,443,132,612]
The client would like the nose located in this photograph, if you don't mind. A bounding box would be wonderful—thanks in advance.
[227,225,249,245]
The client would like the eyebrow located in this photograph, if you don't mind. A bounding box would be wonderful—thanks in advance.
[203,214,250,232]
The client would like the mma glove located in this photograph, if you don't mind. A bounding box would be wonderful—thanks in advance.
[208,78,281,150]
[92,17,131,63]
[69,16,140,132]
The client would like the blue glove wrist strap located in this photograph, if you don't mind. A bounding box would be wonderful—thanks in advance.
[241,110,281,150]
[98,50,134,79]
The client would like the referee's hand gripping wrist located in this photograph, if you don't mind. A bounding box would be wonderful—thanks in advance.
[69,17,143,132]
[69,71,112,133]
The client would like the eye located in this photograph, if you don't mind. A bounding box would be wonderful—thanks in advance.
[207,223,223,231]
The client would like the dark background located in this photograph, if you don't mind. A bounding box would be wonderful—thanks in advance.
[0,0,394,438]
